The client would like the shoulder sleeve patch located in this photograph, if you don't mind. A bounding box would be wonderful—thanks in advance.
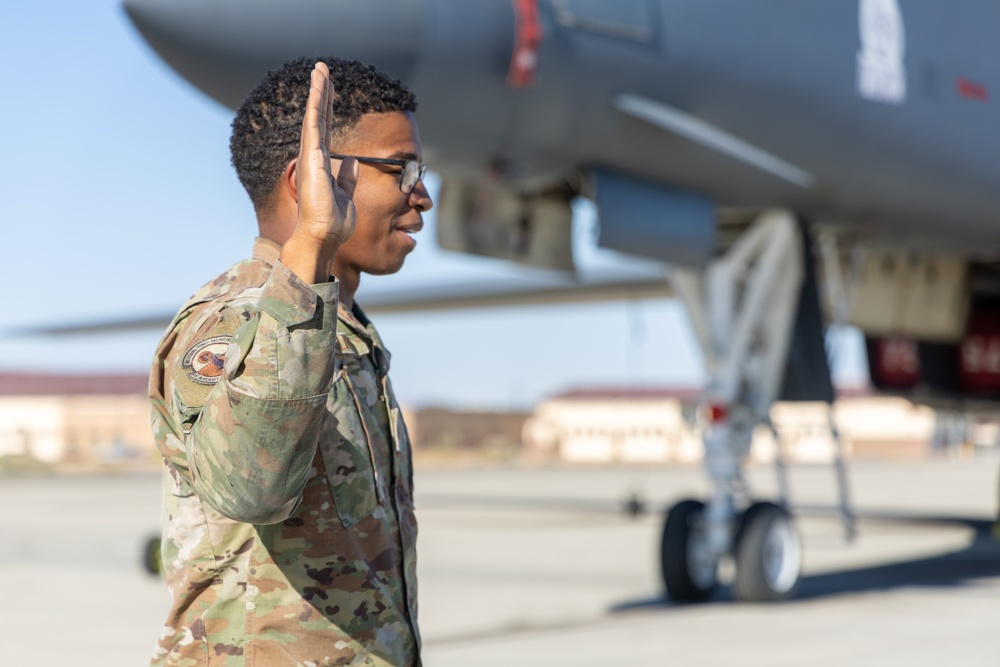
[171,306,247,410]
[182,335,232,385]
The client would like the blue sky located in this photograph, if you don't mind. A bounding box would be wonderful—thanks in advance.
[0,1,867,408]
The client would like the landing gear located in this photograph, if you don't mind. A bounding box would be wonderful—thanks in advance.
[732,502,802,602]
[661,499,718,601]
[994,467,1000,539]
[142,535,162,577]
[659,210,825,604]
[660,500,803,603]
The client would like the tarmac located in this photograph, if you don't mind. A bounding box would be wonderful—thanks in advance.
[1,455,997,666]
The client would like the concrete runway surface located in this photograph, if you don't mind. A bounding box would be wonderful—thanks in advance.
[0,456,997,666]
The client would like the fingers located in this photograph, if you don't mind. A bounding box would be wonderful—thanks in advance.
[317,62,331,148]
[300,63,331,158]
[336,157,360,199]
[324,67,335,152]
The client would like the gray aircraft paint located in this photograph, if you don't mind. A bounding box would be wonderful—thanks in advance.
[123,0,1000,257]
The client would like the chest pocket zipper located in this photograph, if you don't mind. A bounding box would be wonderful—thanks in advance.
[341,368,387,504]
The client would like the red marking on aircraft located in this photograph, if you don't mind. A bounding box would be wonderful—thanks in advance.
[873,338,920,390]
[508,0,541,88]
[956,78,989,102]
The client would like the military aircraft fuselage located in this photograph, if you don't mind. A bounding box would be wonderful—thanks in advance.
[124,0,1000,255]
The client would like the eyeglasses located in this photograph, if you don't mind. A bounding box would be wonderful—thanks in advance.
[329,153,428,194]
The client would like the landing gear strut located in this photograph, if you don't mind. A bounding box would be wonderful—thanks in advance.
[660,210,808,603]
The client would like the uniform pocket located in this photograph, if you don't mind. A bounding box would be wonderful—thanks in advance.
[165,458,197,498]
[319,368,383,527]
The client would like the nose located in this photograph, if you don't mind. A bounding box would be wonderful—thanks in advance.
[122,0,425,110]
[409,178,433,213]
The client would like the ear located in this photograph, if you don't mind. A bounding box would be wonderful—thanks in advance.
[283,158,299,203]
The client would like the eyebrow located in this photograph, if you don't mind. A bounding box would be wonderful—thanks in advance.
[387,151,421,161]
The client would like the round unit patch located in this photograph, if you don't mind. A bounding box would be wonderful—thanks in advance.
[182,335,232,385]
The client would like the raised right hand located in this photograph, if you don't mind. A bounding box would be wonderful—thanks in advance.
[282,62,359,283]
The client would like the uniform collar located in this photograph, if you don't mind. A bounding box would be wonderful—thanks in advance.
[338,302,382,347]
[338,302,392,373]
[252,236,392,371]
[252,237,282,265]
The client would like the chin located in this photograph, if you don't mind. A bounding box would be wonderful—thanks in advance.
[364,256,408,276]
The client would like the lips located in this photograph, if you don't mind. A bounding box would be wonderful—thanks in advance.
[393,219,422,250]
[395,220,424,236]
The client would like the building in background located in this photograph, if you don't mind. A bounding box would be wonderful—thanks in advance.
[0,373,154,466]
[523,388,703,463]
[2,372,994,468]
[406,407,531,459]
[753,391,938,463]
[524,387,992,464]
[0,372,535,468]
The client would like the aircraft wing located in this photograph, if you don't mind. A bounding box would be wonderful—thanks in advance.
[6,271,670,337]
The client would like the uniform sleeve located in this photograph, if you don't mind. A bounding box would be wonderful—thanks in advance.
[170,260,339,524]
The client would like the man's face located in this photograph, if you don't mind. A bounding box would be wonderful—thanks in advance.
[330,112,432,277]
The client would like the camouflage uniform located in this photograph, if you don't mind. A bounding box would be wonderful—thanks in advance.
[148,238,420,666]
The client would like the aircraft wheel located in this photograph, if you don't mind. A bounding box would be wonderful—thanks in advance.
[661,499,718,602]
[142,535,162,577]
[994,467,1000,538]
[732,502,802,602]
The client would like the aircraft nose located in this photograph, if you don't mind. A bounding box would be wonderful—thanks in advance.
[122,0,425,109]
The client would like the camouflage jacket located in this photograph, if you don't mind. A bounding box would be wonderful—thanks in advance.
[148,238,419,666]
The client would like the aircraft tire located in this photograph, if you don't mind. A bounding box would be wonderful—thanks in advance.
[732,502,802,602]
[142,535,162,577]
[660,499,717,602]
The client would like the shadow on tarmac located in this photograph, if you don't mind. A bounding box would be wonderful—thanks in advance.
[799,516,999,600]
[611,514,1000,612]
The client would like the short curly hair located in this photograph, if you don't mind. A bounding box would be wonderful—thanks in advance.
[230,57,418,211]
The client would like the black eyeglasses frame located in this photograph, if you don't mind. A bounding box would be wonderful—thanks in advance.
[329,152,427,194]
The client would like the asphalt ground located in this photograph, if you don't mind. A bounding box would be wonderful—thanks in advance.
[1,456,997,666]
